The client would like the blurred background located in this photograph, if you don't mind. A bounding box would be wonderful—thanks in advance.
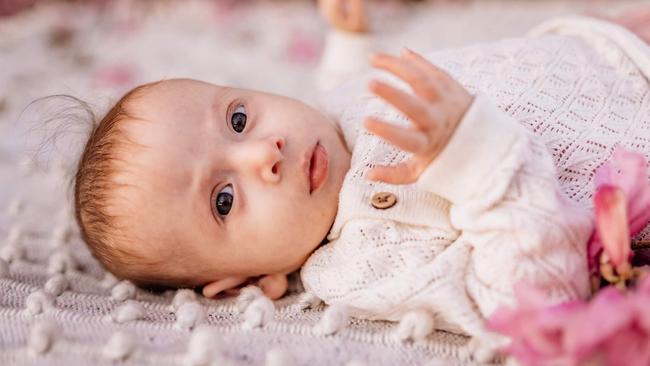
[0,0,648,252]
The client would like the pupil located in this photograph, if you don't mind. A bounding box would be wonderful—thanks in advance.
[216,192,233,215]
[231,112,246,133]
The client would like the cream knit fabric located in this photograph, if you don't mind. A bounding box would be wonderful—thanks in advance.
[302,16,650,343]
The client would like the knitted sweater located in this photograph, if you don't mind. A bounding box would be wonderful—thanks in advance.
[301,16,650,342]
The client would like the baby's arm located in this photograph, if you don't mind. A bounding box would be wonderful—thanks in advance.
[365,50,593,315]
[316,0,375,91]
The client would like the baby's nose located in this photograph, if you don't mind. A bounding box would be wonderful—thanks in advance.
[244,136,285,183]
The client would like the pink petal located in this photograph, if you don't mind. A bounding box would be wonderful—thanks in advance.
[564,287,631,358]
[638,273,650,294]
[489,276,650,365]
[603,327,650,366]
[93,63,137,89]
[594,185,630,267]
[586,232,602,273]
[632,276,650,332]
[286,30,322,64]
[487,284,577,364]
[595,146,650,236]
[589,147,650,271]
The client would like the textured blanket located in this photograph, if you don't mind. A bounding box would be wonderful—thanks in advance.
[0,1,646,365]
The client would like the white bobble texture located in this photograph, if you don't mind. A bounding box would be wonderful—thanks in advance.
[243,296,274,329]
[47,250,75,274]
[265,348,293,366]
[44,274,69,296]
[50,225,73,247]
[0,258,9,278]
[7,226,23,246]
[112,301,145,323]
[175,301,205,331]
[296,292,322,310]
[394,309,435,341]
[7,198,23,217]
[111,280,136,302]
[172,289,197,311]
[28,319,57,354]
[102,331,136,361]
[100,272,119,288]
[236,285,263,313]
[345,360,367,366]
[315,304,349,336]
[184,325,219,366]
[469,338,499,364]
[25,290,54,316]
[0,243,25,263]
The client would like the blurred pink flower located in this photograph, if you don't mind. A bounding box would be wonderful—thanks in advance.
[488,147,650,365]
[594,185,630,272]
[287,30,322,64]
[488,283,585,365]
[587,146,650,271]
[488,276,650,366]
[92,63,137,91]
[0,0,36,17]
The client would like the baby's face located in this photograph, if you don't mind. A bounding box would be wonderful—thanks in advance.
[119,79,350,282]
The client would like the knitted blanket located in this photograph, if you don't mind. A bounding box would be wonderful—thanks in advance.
[1,2,647,366]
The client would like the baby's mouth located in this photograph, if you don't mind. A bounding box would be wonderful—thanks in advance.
[308,142,329,194]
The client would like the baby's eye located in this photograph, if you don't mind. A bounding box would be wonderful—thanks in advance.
[215,184,234,217]
[231,105,247,133]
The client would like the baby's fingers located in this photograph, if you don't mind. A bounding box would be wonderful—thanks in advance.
[367,161,419,185]
[365,117,428,154]
[401,48,452,85]
[202,276,248,298]
[371,53,441,102]
[369,80,435,131]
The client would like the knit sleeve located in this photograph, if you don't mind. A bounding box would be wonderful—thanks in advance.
[417,93,593,316]
[316,29,375,92]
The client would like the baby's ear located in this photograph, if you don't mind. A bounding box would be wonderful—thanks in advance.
[202,276,248,298]
[257,274,288,300]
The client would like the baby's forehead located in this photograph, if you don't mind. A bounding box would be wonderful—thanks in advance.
[125,81,218,137]
[116,81,219,203]
[133,79,221,115]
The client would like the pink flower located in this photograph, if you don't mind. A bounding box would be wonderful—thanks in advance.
[286,30,322,64]
[488,284,584,366]
[488,276,650,366]
[0,0,36,17]
[587,146,650,271]
[594,185,630,272]
[92,63,137,92]
[488,147,650,365]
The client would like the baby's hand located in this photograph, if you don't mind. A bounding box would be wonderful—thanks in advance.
[318,0,368,33]
[365,49,474,185]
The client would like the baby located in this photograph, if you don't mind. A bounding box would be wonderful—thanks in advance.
[73,0,650,344]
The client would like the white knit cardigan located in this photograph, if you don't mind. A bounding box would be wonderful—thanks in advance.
[302,16,650,343]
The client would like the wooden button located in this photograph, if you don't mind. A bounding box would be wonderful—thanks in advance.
[371,192,397,209]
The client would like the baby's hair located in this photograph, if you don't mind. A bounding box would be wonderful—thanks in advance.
[72,80,195,289]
